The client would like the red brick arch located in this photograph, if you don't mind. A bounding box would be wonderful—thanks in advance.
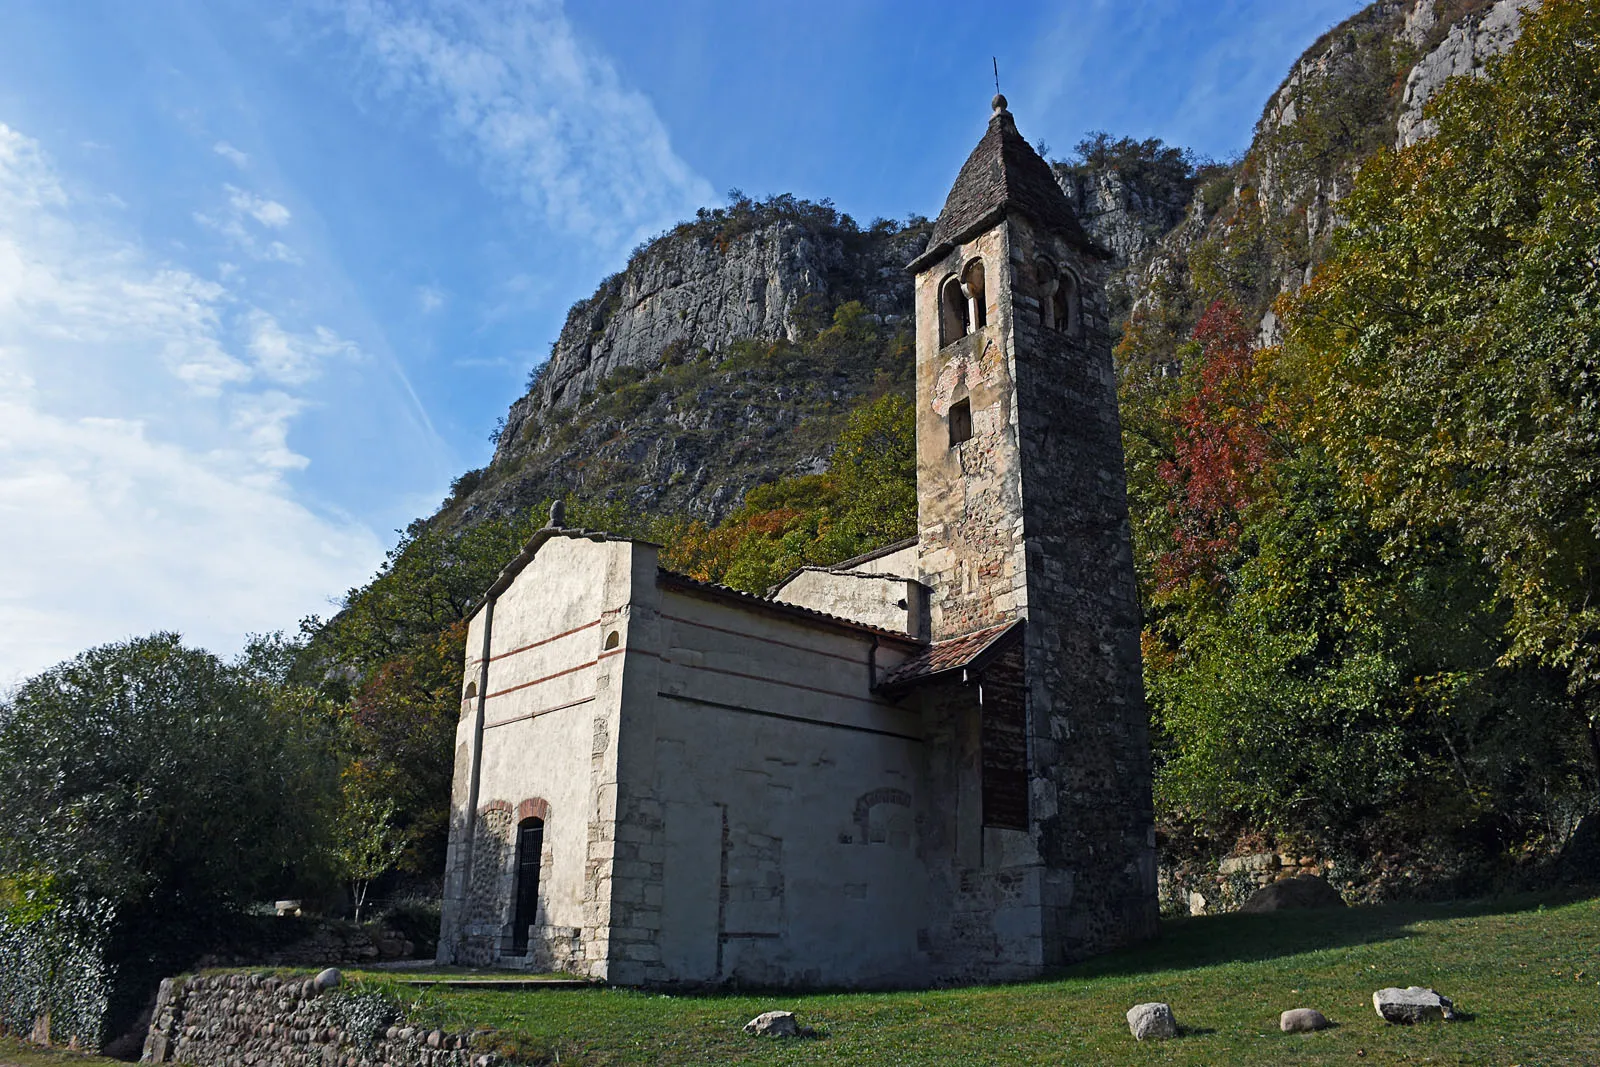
[477,798,550,822]
[516,798,549,823]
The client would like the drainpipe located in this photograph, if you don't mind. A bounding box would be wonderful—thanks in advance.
[456,595,496,951]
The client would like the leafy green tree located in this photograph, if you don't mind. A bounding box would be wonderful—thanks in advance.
[1280,0,1600,782]
[0,633,343,1041]
[342,621,471,873]
[332,783,407,924]
[0,633,337,910]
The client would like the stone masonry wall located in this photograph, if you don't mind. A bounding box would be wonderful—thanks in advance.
[1160,850,1337,917]
[913,225,1028,640]
[141,972,495,1067]
[1006,212,1159,964]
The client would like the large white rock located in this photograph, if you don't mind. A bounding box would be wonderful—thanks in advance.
[743,1010,802,1037]
[1373,986,1457,1024]
[1126,1002,1179,1040]
[1280,1007,1331,1032]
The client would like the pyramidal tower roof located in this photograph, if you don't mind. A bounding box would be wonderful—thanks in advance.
[909,95,1092,272]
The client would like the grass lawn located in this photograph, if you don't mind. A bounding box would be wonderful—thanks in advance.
[0,1038,121,1067]
[361,891,1600,1066]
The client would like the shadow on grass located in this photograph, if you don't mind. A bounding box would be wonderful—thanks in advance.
[1058,887,1599,982]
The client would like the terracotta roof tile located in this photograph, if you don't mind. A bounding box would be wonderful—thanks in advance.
[877,619,1023,691]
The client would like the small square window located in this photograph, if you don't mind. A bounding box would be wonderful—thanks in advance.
[949,398,973,446]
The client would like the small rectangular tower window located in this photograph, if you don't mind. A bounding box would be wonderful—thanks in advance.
[949,398,973,446]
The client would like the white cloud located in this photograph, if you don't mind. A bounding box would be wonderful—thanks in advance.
[0,122,385,684]
[332,0,715,255]
[213,140,251,168]
[245,308,362,386]
[195,184,300,262]
[416,284,446,313]
[229,185,292,228]
[1023,0,1365,159]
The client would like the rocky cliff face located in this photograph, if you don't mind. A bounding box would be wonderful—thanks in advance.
[491,202,924,470]
[1115,0,1536,361]
[440,0,1536,532]
[1397,0,1536,146]
[1056,164,1195,268]
[446,200,928,525]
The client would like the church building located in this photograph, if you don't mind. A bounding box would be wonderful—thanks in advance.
[436,96,1158,986]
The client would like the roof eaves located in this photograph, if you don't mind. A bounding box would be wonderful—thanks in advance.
[832,535,919,571]
[874,618,1025,695]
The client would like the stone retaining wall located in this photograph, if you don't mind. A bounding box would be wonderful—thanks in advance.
[140,972,496,1066]
[1160,851,1335,916]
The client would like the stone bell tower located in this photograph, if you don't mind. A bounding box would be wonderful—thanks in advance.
[907,95,1157,962]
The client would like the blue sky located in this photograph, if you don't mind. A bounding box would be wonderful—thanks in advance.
[0,0,1364,683]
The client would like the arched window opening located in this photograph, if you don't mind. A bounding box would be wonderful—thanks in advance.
[511,816,544,955]
[961,259,987,331]
[1037,262,1060,330]
[603,631,620,650]
[940,275,968,345]
[1053,272,1077,336]
[463,680,478,700]
[949,395,973,447]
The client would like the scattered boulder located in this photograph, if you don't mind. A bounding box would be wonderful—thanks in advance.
[1280,1008,1331,1032]
[313,967,342,992]
[743,1010,812,1037]
[1373,986,1457,1024]
[1239,875,1346,913]
[1126,1002,1179,1040]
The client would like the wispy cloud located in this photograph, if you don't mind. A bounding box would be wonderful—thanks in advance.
[245,308,363,386]
[1022,0,1364,159]
[213,140,251,169]
[229,185,292,228]
[330,0,715,255]
[416,283,446,313]
[0,122,384,683]
[194,183,300,263]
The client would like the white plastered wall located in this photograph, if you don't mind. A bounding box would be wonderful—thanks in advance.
[438,534,642,974]
[609,583,932,986]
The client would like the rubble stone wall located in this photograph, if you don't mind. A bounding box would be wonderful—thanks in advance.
[140,972,493,1067]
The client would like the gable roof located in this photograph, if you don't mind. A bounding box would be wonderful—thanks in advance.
[831,536,919,571]
[765,536,921,598]
[658,569,924,644]
[472,526,655,615]
[875,619,1024,693]
[909,99,1095,273]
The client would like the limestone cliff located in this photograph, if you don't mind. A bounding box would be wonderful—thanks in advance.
[437,0,1535,532]
[1397,0,1536,146]
[448,200,928,525]
[1114,0,1536,363]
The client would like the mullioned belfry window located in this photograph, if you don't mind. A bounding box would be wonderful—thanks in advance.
[961,258,987,331]
[940,275,969,345]
[939,258,989,346]
[1037,259,1078,335]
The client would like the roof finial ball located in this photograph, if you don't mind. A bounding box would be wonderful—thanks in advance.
[992,93,1008,115]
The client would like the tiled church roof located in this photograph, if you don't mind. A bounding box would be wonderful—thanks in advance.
[910,96,1094,272]
[875,619,1023,692]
